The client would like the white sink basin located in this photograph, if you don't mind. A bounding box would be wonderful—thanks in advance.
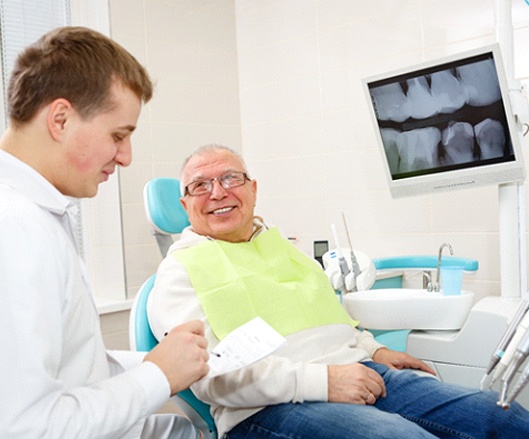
[342,289,475,331]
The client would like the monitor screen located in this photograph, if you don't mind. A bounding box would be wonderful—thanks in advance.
[363,44,525,198]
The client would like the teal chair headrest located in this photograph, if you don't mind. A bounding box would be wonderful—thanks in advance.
[144,178,190,235]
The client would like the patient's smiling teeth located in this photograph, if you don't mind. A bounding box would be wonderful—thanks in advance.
[213,207,233,215]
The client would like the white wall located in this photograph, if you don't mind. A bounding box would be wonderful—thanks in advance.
[110,0,529,302]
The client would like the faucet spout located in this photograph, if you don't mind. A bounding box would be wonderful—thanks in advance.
[435,242,454,292]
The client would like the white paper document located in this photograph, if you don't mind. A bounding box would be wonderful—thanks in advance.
[207,317,287,378]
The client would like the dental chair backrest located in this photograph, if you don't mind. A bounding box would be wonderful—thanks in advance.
[144,177,190,257]
[130,275,217,439]
[141,177,217,438]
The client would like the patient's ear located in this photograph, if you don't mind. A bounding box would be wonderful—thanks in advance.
[251,179,257,205]
[47,98,72,141]
[180,197,189,212]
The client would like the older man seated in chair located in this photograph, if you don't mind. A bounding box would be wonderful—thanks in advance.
[147,144,529,439]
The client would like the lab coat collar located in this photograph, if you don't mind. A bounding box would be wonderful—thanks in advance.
[0,149,76,217]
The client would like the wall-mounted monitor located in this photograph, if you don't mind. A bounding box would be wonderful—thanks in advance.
[363,44,525,198]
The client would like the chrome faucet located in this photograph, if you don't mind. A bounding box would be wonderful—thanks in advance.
[435,242,453,292]
[423,271,433,292]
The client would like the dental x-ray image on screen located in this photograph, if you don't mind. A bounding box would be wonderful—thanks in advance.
[364,44,525,198]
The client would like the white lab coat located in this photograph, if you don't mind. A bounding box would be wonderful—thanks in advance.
[0,150,193,438]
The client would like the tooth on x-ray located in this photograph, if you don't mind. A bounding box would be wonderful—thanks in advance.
[442,121,475,165]
[430,70,469,113]
[474,118,505,160]
[406,77,439,119]
[371,83,411,122]
[396,127,441,173]
[381,128,401,175]
[457,59,501,106]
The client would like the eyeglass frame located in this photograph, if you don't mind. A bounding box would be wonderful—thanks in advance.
[183,171,251,196]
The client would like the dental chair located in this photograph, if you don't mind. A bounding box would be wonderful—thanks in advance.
[141,177,480,410]
[144,177,190,257]
[134,177,217,439]
[129,274,217,439]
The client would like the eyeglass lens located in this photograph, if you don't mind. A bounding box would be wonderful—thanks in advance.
[187,172,247,195]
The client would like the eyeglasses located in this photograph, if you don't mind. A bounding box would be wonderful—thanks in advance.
[184,171,250,196]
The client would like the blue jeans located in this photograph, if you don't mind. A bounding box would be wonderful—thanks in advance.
[225,362,529,439]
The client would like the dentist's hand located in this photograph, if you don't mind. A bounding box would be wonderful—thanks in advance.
[373,347,436,376]
[144,320,209,396]
[328,363,386,405]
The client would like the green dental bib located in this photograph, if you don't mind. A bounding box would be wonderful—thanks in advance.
[173,227,358,340]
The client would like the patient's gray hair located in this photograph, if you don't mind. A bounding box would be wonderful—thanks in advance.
[179,144,250,195]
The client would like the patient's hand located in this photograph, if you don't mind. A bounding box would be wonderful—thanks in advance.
[145,320,209,396]
[372,347,436,376]
[328,363,386,405]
